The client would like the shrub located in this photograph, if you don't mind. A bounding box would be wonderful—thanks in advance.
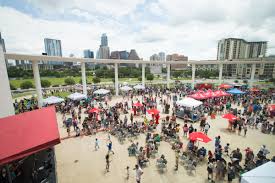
[41,79,51,88]
[10,83,17,90]
[20,81,34,89]
[64,78,76,85]
[234,80,239,83]
[138,77,142,81]
[146,74,154,81]
[92,77,101,84]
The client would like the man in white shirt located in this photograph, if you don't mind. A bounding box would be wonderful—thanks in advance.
[135,164,143,183]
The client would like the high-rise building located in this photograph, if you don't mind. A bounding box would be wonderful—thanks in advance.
[217,38,268,78]
[44,38,63,65]
[0,32,8,66]
[97,34,110,59]
[84,49,94,58]
[101,33,108,47]
[158,52,165,61]
[166,53,188,70]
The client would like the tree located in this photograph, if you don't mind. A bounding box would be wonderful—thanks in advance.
[20,81,34,89]
[146,74,154,81]
[79,78,82,84]
[64,77,76,85]
[92,77,101,84]
[10,83,17,90]
[41,79,51,88]
[138,77,142,81]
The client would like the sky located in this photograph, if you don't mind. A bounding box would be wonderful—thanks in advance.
[1,0,275,60]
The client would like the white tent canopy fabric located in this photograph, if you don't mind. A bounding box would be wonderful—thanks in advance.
[241,161,275,183]
[93,89,110,95]
[67,92,86,100]
[133,84,145,90]
[176,97,203,108]
[120,85,132,91]
[43,96,64,105]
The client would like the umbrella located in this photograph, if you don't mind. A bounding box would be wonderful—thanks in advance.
[88,107,101,114]
[268,104,275,111]
[93,89,110,95]
[67,92,87,100]
[219,84,233,89]
[227,88,246,95]
[250,88,260,92]
[133,84,145,90]
[43,96,64,105]
[222,113,237,120]
[147,108,160,115]
[176,97,203,108]
[120,85,132,91]
[189,132,212,143]
[133,102,143,107]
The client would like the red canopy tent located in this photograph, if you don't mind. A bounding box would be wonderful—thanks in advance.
[268,104,275,111]
[189,92,208,100]
[0,106,60,165]
[250,88,260,92]
[219,84,233,89]
[213,90,231,97]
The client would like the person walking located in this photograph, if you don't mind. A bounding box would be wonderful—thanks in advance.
[204,122,210,135]
[105,153,110,172]
[95,138,99,151]
[107,141,114,154]
[134,164,143,183]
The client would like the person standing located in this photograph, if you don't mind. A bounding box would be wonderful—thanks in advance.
[204,122,210,135]
[95,138,99,151]
[134,165,143,183]
[175,150,179,171]
[243,124,248,137]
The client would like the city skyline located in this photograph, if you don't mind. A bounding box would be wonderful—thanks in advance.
[0,0,275,60]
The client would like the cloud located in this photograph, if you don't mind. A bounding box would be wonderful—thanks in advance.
[1,0,275,60]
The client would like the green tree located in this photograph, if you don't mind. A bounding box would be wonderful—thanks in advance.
[146,74,154,81]
[41,79,51,88]
[64,77,76,85]
[20,81,34,89]
[92,77,101,84]
[10,83,17,90]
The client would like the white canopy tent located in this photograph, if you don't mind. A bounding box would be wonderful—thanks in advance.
[241,161,275,183]
[67,92,86,100]
[133,84,145,90]
[120,85,133,91]
[43,96,64,105]
[93,89,110,95]
[176,97,203,108]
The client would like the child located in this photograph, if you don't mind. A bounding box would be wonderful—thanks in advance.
[224,143,230,156]
[126,166,129,180]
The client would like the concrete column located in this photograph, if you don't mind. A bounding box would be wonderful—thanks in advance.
[81,62,87,96]
[0,45,15,118]
[191,64,196,89]
[142,63,145,86]
[114,63,119,96]
[167,64,170,88]
[218,63,223,84]
[250,64,256,87]
[32,61,43,108]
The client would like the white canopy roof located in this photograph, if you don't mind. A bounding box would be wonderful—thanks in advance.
[93,88,110,95]
[133,84,145,90]
[176,97,203,108]
[67,92,86,100]
[120,85,132,91]
[43,96,64,105]
[241,161,275,183]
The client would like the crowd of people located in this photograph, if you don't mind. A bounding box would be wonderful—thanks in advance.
[10,84,275,182]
